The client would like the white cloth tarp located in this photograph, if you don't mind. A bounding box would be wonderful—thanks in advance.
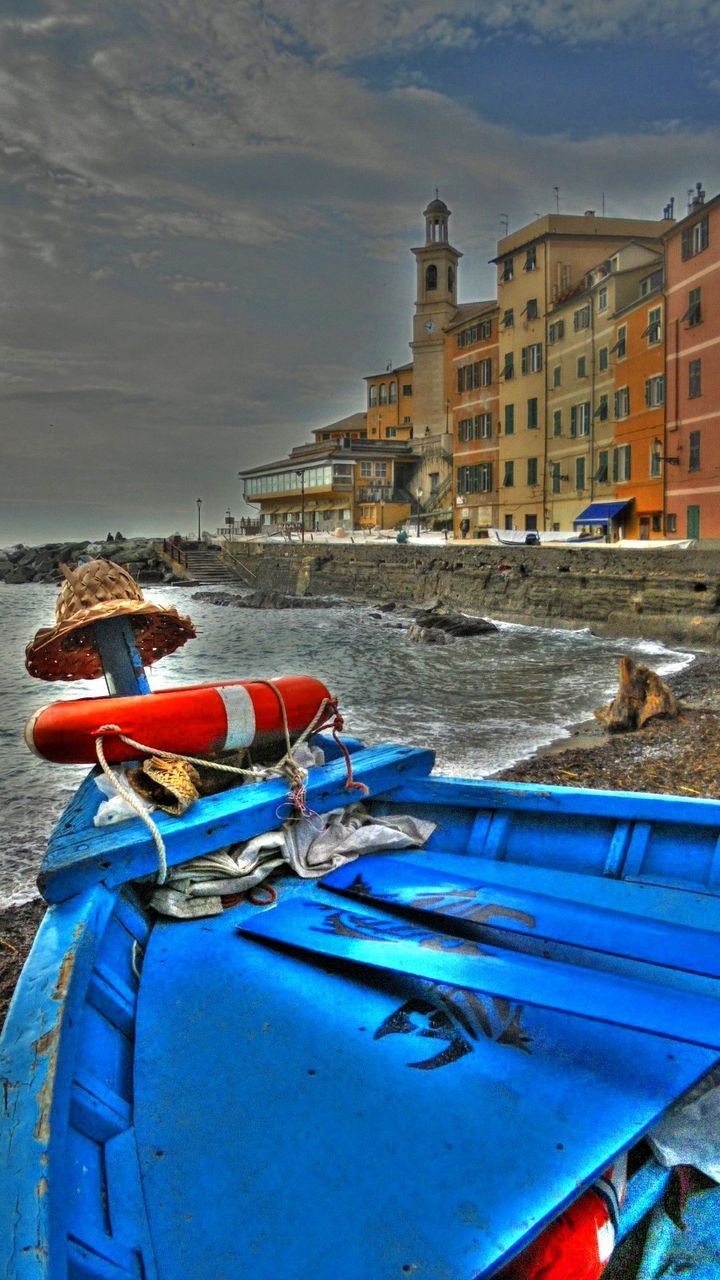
[150,804,436,918]
[649,1064,720,1182]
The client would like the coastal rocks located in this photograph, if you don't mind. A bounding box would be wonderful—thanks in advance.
[192,589,344,610]
[0,539,172,585]
[408,606,498,644]
[595,656,679,732]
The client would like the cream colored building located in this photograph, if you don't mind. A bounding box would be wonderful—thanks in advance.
[545,244,663,531]
[494,213,673,531]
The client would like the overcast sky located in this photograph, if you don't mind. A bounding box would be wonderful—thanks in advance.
[2,0,719,544]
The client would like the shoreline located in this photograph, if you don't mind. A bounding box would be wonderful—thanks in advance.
[3,650,720,1026]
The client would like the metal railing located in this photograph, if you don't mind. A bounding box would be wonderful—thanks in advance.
[162,538,188,568]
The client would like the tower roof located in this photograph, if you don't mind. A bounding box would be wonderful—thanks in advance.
[424,196,449,217]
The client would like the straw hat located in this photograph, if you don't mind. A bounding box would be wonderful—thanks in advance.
[25,559,196,681]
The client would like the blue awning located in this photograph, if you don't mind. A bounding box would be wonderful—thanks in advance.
[573,501,630,527]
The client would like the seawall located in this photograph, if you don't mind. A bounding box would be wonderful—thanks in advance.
[232,541,720,647]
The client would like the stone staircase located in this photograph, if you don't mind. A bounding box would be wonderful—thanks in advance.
[184,547,253,586]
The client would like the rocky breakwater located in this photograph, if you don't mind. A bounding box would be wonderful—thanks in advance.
[0,537,183,585]
[406,604,498,645]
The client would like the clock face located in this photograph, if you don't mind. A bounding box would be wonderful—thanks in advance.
[424,319,435,334]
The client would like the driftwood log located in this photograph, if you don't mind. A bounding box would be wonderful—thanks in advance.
[595,656,679,733]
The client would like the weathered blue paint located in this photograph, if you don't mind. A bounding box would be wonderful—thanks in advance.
[322,856,720,978]
[3,737,720,1277]
[92,618,151,697]
[39,743,436,902]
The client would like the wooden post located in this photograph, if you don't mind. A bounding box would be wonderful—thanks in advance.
[92,617,151,697]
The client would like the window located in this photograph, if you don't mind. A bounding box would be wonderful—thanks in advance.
[598,346,609,372]
[570,402,591,436]
[596,394,609,422]
[525,515,538,531]
[548,320,565,344]
[613,444,631,482]
[640,269,663,296]
[456,464,493,494]
[360,461,373,477]
[503,309,514,328]
[448,266,455,292]
[521,343,543,374]
[526,457,538,486]
[503,353,514,381]
[504,460,515,487]
[681,216,709,260]
[689,430,701,472]
[573,304,591,332]
[402,384,412,397]
[526,298,539,320]
[389,382,397,403]
[550,462,561,494]
[689,359,702,399]
[501,256,514,281]
[650,444,661,478]
[425,264,437,291]
[504,403,515,435]
[386,427,397,438]
[553,409,562,436]
[458,413,492,442]
[614,387,630,419]
[403,415,411,424]
[457,359,492,392]
[598,286,608,312]
[552,365,561,388]
[456,320,493,348]
[369,386,378,407]
[379,383,388,405]
[577,355,587,379]
[374,462,388,479]
[505,515,514,530]
[666,514,677,534]
[645,375,665,408]
[613,326,627,359]
[687,505,701,539]
[479,413,492,438]
[525,245,537,271]
[576,456,586,490]
[596,450,609,484]
[688,288,702,326]
[644,306,662,345]
[527,397,538,429]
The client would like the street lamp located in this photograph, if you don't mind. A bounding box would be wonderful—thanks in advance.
[416,487,423,538]
[196,497,202,542]
[295,469,305,544]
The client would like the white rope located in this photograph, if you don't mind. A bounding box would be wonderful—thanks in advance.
[92,692,334,883]
[94,733,169,884]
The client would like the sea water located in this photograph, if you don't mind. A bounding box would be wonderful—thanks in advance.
[0,583,693,906]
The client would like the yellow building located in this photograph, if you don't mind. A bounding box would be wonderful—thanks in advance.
[545,244,663,533]
[239,415,416,534]
[365,364,414,440]
[494,213,673,532]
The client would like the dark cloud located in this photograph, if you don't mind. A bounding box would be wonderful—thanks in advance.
[1,0,719,541]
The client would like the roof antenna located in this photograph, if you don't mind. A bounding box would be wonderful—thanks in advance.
[553,186,560,213]
[500,213,509,236]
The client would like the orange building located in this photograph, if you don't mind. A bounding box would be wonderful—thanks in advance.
[611,259,666,538]
[664,187,720,540]
[365,363,414,440]
[446,302,499,536]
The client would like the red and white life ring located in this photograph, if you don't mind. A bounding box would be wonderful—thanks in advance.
[497,1153,627,1280]
[25,675,333,765]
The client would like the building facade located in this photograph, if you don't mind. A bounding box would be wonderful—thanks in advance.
[493,213,673,532]
[447,303,500,536]
[664,188,720,540]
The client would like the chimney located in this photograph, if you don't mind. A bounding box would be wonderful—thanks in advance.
[688,182,706,213]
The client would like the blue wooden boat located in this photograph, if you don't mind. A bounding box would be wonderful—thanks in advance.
[3,565,720,1279]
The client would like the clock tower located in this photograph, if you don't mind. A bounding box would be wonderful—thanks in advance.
[410,195,462,432]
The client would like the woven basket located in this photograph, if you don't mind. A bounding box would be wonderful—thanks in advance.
[26,559,196,682]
